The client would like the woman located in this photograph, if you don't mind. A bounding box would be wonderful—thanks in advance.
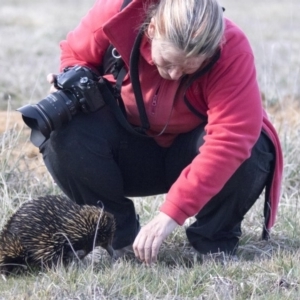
[42,0,283,265]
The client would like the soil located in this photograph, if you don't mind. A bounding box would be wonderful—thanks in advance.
[0,111,47,177]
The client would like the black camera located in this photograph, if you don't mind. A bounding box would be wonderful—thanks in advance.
[17,66,105,147]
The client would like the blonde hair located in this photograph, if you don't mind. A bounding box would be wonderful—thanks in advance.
[148,0,224,57]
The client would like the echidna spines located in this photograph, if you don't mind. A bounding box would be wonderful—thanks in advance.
[0,195,115,274]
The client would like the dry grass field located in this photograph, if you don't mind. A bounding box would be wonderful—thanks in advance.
[0,0,300,299]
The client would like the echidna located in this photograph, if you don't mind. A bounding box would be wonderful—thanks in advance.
[0,195,115,274]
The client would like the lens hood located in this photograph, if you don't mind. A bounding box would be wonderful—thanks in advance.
[17,104,51,147]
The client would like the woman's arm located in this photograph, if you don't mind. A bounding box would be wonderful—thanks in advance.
[161,51,263,225]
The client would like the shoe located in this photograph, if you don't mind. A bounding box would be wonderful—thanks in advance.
[113,215,140,260]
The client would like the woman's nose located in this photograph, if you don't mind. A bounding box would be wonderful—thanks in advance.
[168,67,183,80]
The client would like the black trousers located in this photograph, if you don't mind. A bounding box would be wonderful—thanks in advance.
[40,107,274,254]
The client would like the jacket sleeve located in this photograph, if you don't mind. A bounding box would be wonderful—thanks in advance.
[160,52,263,225]
[59,0,123,72]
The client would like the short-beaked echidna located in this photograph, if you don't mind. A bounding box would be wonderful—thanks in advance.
[0,195,115,274]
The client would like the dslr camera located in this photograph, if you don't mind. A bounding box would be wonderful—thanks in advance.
[17,66,106,147]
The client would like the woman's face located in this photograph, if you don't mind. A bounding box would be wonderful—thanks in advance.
[148,19,207,80]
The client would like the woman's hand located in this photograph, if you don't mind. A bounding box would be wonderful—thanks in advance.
[47,73,58,93]
[133,212,178,266]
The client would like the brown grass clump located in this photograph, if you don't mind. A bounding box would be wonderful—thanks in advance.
[0,110,47,179]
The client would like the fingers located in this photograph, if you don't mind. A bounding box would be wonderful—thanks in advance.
[133,231,149,263]
[47,73,56,84]
[47,73,58,93]
[132,212,178,266]
[133,230,162,266]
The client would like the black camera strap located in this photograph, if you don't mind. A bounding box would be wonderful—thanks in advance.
[98,0,150,137]
[128,27,150,133]
[99,29,151,138]
[99,75,150,138]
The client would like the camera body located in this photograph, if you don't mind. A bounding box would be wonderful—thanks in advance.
[55,65,105,114]
[17,66,106,147]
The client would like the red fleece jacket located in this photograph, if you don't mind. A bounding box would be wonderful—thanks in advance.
[59,0,283,229]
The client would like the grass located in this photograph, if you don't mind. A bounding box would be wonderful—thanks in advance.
[1,0,300,298]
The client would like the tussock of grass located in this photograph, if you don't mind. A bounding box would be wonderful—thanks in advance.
[0,0,300,298]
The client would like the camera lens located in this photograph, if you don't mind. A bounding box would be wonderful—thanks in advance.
[17,90,78,147]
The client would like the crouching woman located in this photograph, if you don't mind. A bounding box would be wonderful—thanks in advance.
[41,0,283,265]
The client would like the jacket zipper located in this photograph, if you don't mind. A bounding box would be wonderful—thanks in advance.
[151,87,160,115]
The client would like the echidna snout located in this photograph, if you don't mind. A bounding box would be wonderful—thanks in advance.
[74,204,116,259]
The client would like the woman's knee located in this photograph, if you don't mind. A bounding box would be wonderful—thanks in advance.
[43,108,121,155]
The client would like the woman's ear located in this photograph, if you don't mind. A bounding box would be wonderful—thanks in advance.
[147,17,156,39]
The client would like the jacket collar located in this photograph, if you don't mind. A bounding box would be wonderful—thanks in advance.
[102,0,158,67]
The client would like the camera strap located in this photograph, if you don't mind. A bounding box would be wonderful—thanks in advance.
[99,75,150,138]
[128,27,150,133]
[98,0,150,137]
[99,32,151,138]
